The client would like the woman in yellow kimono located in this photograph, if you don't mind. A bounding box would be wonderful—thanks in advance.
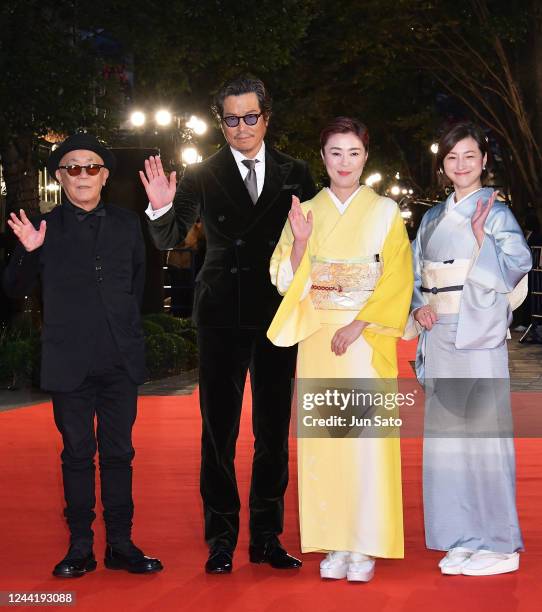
[267,117,413,581]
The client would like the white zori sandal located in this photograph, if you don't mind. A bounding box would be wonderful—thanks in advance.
[320,551,350,579]
[438,547,475,575]
[347,553,375,582]
[461,550,519,576]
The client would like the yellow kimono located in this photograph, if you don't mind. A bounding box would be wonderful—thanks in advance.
[268,187,413,557]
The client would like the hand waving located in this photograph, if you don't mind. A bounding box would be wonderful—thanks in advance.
[288,195,313,243]
[139,155,177,211]
[471,190,497,247]
[7,209,46,252]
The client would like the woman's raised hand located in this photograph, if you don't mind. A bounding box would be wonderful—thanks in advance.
[471,190,497,247]
[288,195,313,243]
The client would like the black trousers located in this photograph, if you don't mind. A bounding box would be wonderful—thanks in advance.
[51,366,137,545]
[198,327,297,550]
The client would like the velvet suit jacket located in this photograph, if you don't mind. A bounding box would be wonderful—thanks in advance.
[3,204,146,391]
[148,145,316,329]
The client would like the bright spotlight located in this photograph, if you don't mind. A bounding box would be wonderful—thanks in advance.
[401,210,413,219]
[390,185,401,196]
[187,115,208,135]
[365,172,382,187]
[430,143,439,155]
[155,109,172,126]
[130,111,146,127]
[182,147,201,165]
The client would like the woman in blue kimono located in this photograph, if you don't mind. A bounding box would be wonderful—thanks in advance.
[411,122,531,576]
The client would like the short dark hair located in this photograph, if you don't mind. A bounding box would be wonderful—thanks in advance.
[436,121,490,182]
[320,117,370,152]
[213,75,272,119]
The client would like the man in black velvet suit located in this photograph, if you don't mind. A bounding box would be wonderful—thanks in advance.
[3,133,162,578]
[140,76,316,573]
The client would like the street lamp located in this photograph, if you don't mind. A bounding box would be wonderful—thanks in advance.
[182,147,202,165]
[186,115,208,135]
[155,109,172,127]
[365,172,382,187]
[430,143,439,155]
[130,111,146,127]
[390,185,401,196]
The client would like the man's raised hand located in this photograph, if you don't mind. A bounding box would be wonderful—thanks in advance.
[139,155,177,211]
[7,209,46,252]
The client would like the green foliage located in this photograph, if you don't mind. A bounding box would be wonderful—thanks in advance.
[142,319,164,337]
[0,318,40,388]
[142,314,198,379]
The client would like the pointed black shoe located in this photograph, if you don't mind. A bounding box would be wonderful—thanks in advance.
[52,543,97,578]
[205,549,233,574]
[104,541,163,574]
[249,540,302,569]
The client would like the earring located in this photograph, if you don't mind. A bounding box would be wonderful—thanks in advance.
[483,165,486,170]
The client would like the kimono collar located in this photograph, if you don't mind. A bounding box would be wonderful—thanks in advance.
[446,187,485,213]
[326,186,362,215]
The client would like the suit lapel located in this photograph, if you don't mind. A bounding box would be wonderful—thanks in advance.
[208,146,255,213]
[242,149,292,232]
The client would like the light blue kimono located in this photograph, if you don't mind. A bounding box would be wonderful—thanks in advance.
[412,187,532,553]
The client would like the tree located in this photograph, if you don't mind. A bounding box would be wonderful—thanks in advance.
[0,1,122,216]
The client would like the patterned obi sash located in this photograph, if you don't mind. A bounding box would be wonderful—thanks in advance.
[421,258,470,314]
[309,255,382,310]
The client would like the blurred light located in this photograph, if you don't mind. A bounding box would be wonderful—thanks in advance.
[365,172,382,187]
[130,111,146,127]
[390,185,401,196]
[401,210,413,219]
[395,172,400,180]
[408,189,414,194]
[401,188,408,195]
[46,183,60,192]
[182,147,202,165]
[430,143,439,155]
[155,109,172,126]
[187,115,208,135]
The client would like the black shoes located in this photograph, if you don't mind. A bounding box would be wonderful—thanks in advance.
[205,540,302,574]
[52,543,97,578]
[104,541,163,574]
[249,540,302,569]
[205,548,233,574]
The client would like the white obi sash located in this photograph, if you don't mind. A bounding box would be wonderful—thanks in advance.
[309,255,382,310]
[420,259,470,315]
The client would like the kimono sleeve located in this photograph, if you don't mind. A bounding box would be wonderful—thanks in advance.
[356,210,414,337]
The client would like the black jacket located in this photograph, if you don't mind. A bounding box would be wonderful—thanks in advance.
[148,145,316,328]
[3,203,146,391]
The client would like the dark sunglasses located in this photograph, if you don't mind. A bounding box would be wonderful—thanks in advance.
[58,164,105,176]
[222,112,263,128]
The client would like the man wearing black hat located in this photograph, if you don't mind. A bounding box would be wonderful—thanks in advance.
[3,133,163,578]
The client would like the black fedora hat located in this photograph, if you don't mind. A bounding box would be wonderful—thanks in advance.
[47,132,116,179]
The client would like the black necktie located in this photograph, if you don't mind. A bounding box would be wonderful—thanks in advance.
[242,159,259,204]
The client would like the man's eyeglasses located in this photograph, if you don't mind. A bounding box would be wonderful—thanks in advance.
[222,113,263,128]
[58,164,105,176]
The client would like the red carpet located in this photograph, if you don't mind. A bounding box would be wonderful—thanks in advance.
[0,340,540,611]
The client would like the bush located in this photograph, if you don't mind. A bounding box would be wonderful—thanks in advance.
[0,317,40,388]
[143,313,195,335]
[142,319,164,337]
